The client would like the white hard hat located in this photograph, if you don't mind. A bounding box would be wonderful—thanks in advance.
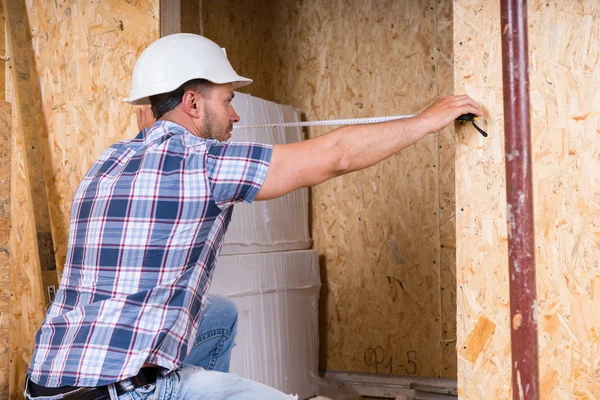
[125,34,252,105]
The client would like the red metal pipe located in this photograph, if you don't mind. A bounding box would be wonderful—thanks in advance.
[500,1,540,399]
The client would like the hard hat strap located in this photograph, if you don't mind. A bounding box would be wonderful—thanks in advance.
[151,85,186,119]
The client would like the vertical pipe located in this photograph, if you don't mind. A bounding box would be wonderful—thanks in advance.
[500,1,539,399]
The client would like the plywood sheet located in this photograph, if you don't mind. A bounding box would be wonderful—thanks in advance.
[7,0,158,395]
[206,0,444,377]
[203,0,456,378]
[0,0,5,101]
[0,102,11,399]
[455,0,600,398]
[202,0,274,101]
[23,0,159,276]
[271,0,446,378]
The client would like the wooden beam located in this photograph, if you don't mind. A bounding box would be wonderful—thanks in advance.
[0,101,10,400]
[160,0,201,37]
[322,371,457,398]
[0,0,5,101]
[4,0,58,299]
[160,0,181,36]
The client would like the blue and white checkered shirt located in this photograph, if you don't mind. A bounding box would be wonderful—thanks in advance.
[28,120,272,387]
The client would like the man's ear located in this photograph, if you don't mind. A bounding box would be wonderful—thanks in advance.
[181,90,203,117]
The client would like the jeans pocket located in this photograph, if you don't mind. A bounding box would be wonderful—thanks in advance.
[128,382,156,400]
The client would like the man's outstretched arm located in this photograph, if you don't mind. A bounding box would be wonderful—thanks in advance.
[255,95,482,201]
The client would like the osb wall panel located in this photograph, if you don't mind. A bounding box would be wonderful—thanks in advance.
[202,0,274,101]
[272,0,447,378]
[0,102,11,399]
[25,0,159,277]
[181,0,202,35]
[204,0,458,378]
[455,0,600,398]
[0,0,5,102]
[8,0,158,395]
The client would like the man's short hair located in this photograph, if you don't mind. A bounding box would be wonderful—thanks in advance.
[150,79,213,119]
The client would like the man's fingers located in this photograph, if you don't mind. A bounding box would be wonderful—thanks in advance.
[136,106,156,131]
[454,97,483,116]
[457,105,482,118]
[467,106,482,116]
[136,108,143,129]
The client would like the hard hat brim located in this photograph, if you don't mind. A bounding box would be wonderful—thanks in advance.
[125,75,253,106]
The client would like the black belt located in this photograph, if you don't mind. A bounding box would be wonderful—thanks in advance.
[26,367,158,400]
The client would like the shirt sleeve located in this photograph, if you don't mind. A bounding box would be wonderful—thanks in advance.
[205,141,273,209]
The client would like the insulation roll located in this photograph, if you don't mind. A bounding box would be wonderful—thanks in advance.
[209,250,321,399]
[221,92,311,255]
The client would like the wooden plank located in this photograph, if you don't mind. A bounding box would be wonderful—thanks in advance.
[323,371,457,398]
[4,0,58,300]
[5,2,50,396]
[160,0,202,37]
[160,0,181,36]
[0,101,11,400]
[9,103,46,400]
[0,0,5,101]
[435,0,456,380]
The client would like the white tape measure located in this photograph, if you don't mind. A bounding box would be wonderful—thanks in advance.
[232,115,416,130]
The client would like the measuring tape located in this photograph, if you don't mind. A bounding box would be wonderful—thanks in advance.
[232,115,416,130]
[233,113,488,137]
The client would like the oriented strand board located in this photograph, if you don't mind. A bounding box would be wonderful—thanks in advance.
[7,0,158,395]
[204,0,454,378]
[0,102,11,399]
[272,0,445,378]
[202,0,274,102]
[23,0,159,277]
[0,0,5,101]
[455,0,600,398]
[181,0,202,35]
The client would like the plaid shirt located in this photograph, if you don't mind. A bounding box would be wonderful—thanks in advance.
[28,120,272,387]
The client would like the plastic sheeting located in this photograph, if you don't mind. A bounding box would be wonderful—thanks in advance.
[221,92,311,255]
[210,250,320,399]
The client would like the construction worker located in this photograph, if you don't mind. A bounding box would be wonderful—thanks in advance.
[24,34,482,399]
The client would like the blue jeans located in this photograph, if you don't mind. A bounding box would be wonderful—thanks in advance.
[25,296,296,399]
[120,364,297,399]
[183,295,239,372]
[118,296,296,399]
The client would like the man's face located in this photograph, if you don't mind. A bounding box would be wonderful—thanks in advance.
[200,83,239,142]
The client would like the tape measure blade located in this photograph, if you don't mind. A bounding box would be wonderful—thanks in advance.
[233,114,415,130]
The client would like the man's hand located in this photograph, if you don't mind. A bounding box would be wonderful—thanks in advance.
[136,106,156,131]
[412,95,483,136]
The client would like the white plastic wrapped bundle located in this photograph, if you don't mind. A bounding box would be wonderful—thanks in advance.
[209,250,321,399]
[221,93,311,255]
